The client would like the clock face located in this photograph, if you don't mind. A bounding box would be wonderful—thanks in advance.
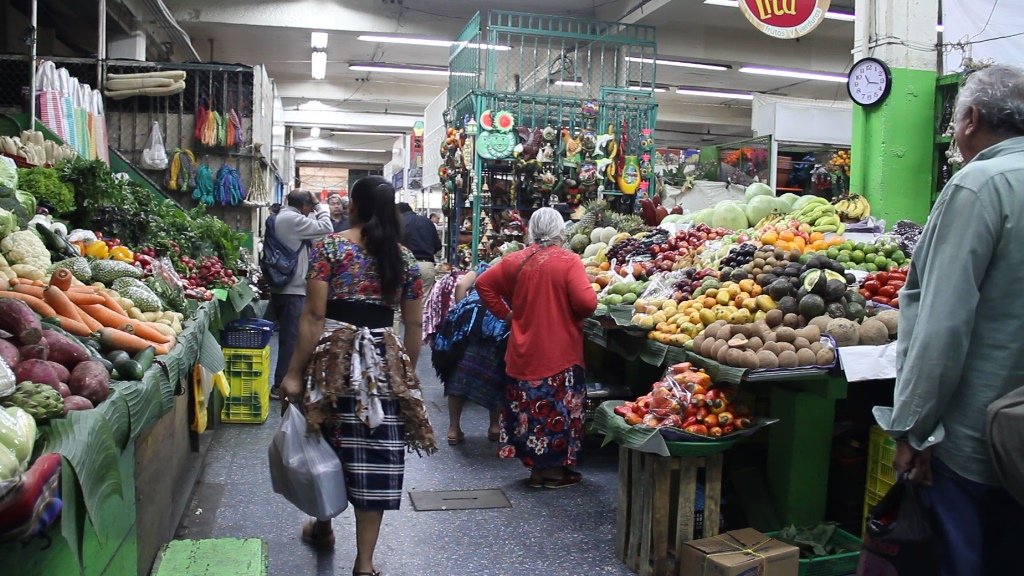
[848,58,891,106]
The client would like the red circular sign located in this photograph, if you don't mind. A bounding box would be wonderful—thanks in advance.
[739,0,832,39]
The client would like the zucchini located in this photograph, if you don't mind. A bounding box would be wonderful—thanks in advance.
[113,358,144,381]
[105,350,130,365]
[34,222,78,259]
[134,346,156,372]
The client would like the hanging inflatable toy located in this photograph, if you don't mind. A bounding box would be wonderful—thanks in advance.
[476,110,518,160]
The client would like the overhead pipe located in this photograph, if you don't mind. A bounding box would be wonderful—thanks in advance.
[140,0,201,61]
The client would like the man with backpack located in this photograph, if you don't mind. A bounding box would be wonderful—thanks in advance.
[264,189,333,397]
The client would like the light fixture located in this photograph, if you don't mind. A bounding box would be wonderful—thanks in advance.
[310,143,320,151]
[331,130,405,137]
[357,35,511,51]
[343,148,389,153]
[704,0,857,22]
[349,63,450,76]
[554,79,584,87]
[739,66,847,83]
[628,84,667,93]
[311,32,328,50]
[309,127,321,138]
[676,88,755,100]
[311,51,327,80]
[625,56,730,71]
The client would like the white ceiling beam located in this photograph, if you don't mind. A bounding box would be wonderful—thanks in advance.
[166,0,459,37]
[656,100,752,127]
[283,109,421,130]
[614,0,675,25]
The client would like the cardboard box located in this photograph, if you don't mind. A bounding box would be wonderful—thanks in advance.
[679,528,799,576]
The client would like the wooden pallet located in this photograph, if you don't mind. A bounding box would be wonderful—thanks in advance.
[616,447,724,576]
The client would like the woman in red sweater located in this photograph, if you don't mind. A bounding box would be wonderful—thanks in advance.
[476,207,598,488]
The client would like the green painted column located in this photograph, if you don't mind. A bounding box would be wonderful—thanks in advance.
[850,0,940,225]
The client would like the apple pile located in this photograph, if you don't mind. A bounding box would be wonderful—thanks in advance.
[671,268,719,303]
[180,255,238,290]
[647,224,733,273]
[613,362,753,438]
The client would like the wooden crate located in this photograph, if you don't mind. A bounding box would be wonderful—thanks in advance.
[616,446,724,576]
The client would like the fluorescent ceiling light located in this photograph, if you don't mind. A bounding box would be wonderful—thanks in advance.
[704,0,858,22]
[309,127,321,138]
[310,143,320,151]
[311,51,327,80]
[625,56,729,71]
[311,32,328,50]
[343,148,388,153]
[554,80,584,87]
[357,35,511,51]
[331,130,405,137]
[676,88,754,100]
[628,84,667,93]
[349,63,449,76]
[739,66,847,83]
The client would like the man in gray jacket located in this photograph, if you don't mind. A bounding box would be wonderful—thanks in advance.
[269,189,333,396]
[874,65,1024,574]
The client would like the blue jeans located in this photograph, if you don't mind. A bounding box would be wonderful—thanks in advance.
[269,293,305,387]
[920,458,1024,575]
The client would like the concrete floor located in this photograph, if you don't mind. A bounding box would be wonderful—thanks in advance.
[176,338,636,576]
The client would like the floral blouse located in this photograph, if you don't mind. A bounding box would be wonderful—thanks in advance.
[306,234,424,309]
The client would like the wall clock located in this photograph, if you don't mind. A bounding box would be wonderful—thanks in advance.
[848,57,892,107]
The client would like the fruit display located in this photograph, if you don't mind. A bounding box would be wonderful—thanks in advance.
[612,362,753,437]
[597,279,648,307]
[757,220,846,255]
[692,318,837,370]
[807,309,898,347]
[832,194,872,222]
[858,268,907,308]
[784,196,845,234]
[817,238,907,273]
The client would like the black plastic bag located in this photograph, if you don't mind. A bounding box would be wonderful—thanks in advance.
[857,477,938,576]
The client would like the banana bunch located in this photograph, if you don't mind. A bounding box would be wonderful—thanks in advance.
[788,197,846,234]
[754,213,785,230]
[832,194,872,222]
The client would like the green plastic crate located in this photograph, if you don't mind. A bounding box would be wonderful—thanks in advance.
[767,528,862,576]
[863,426,896,534]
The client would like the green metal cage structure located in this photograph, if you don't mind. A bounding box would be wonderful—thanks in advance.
[444,11,659,265]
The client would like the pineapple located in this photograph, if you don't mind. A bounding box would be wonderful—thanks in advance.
[564,199,606,247]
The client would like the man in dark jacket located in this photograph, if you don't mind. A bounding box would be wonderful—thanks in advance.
[398,202,442,296]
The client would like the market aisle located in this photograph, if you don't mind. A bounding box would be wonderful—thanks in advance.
[176,338,635,576]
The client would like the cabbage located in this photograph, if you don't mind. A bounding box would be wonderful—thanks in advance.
[744,182,775,203]
[0,208,17,238]
[661,214,686,224]
[692,209,715,226]
[0,157,16,190]
[745,195,779,227]
[713,203,749,231]
[777,193,801,213]
[14,190,35,219]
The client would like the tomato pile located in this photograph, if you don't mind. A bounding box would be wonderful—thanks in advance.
[612,362,753,438]
[859,267,907,308]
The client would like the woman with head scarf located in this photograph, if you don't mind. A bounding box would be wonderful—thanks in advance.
[476,207,598,488]
[280,176,436,576]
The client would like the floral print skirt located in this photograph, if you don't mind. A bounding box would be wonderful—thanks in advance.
[497,365,586,470]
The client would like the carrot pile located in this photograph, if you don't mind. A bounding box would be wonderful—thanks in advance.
[0,270,174,355]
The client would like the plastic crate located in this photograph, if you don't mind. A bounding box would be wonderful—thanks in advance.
[862,426,897,534]
[767,528,862,576]
[221,318,275,349]
[220,347,271,424]
[223,346,271,379]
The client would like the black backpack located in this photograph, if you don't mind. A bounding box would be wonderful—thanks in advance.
[260,214,304,288]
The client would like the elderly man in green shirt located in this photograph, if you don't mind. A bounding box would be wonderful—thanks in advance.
[874,65,1024,575]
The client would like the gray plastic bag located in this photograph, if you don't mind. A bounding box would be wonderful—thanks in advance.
[269,403,348,520]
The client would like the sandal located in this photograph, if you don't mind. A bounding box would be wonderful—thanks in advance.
[447,432,465,446]
[300,520,335,550]
[352,571,381,576]
[487,429,500,442]
[524,472,545,489]
[544,470,582,489]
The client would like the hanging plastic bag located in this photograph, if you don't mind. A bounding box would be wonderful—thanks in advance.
[268,403,348,520]
[856,475,938,575]
[140,121,168,170]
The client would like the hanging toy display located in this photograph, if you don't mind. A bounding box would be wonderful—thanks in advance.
[561,128,582,167]
[581,99,599,121]
[476,110,518,160]
[638,127,655,198]
[618,155,642,195]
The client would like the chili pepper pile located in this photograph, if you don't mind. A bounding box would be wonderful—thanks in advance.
[858,267,907,308]
[613,362,753,438]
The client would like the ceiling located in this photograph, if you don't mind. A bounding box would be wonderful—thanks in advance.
[146,1,859,161]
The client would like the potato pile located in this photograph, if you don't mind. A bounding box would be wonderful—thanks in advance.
[807,309,898,347]
[693,310,837,370]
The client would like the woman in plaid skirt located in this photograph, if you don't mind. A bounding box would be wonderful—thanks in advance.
[281,176,436,576]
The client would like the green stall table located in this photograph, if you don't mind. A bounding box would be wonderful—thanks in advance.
[584,319,849,527]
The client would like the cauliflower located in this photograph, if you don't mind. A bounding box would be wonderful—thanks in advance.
[0,230,51,271]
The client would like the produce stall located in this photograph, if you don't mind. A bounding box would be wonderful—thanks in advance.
[569,185,915,541]
[0,155,256,575]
